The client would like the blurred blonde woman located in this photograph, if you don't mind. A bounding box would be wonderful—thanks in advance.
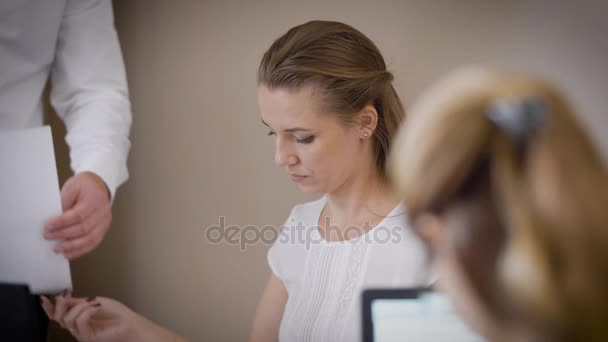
[390,68,608,342]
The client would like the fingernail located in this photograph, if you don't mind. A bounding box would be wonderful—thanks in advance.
[86,296,97,302]
[60,289,69,297]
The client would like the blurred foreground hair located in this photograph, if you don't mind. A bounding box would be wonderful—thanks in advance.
[390,68,608,341]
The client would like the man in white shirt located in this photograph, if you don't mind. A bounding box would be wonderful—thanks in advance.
[0,0,132,260]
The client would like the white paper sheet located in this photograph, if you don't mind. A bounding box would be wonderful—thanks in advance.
[0,126,72,294]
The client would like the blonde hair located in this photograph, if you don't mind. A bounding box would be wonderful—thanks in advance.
[258,20,405,178]
[390,68,608,341]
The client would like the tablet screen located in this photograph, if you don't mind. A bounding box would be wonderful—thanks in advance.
[367,290,485,342]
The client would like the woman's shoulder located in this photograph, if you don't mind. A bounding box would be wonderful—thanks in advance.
[268,198,325,282]
[375,203,424,247]
[274,197,325,242]
[286,196,326,221]
[378,201,410,229]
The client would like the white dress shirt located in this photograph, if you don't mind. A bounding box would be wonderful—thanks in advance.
[0,0,132,197]
[269,197,430,342]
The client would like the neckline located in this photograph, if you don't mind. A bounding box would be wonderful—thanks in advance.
[314,196,405,245]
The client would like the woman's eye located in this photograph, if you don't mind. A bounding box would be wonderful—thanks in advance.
[296,135,315,144]
[267,131,276,136]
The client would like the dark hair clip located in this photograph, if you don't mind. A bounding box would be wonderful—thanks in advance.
[487,96,549,153]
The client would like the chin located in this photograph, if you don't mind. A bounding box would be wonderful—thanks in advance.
[296,183,325,195]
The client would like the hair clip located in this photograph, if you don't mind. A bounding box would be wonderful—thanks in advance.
[487,96,549,151]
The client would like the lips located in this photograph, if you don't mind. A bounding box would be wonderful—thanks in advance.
[289,174,308,183]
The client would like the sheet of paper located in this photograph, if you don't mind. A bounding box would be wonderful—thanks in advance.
[0,126,72,294]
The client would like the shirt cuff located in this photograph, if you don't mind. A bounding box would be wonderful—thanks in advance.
[72,152,128,201]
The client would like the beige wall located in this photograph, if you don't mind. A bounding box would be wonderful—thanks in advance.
[51,1,607,341]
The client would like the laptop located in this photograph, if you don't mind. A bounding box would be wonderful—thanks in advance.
[362,288,485,342]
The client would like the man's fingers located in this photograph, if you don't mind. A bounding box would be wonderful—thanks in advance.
[48,220,95,241]
[55,232,99,254]
[60,178,80,212]
[56,228,105,259]
[64,244,95,260]
[57,203,110,240]
[54,208,110,255]
[45,208,84,234]
[62,233,104,260]
[45,203,97,235]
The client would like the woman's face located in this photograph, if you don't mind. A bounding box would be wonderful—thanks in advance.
[258,85,367,194]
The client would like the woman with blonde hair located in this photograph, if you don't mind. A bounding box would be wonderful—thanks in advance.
[250,20,429,342]
[390,68,608,341]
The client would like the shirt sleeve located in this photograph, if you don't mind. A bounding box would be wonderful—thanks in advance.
[268,206,298,281]
[50,0,132,199]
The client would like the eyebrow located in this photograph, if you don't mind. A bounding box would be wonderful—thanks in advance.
[261,119,312,133]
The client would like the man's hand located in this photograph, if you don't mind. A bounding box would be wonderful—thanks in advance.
[44,172,112,260]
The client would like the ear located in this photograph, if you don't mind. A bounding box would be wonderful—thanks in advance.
[413,213,445,250]
[358,105,379,137]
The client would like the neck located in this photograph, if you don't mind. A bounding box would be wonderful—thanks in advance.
[325,165,396,222]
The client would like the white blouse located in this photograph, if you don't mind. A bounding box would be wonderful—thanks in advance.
[268,197,430,342]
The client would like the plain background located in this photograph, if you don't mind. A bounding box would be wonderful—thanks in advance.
[46,1,607,341]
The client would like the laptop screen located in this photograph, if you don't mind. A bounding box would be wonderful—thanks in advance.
[362,288,485,342]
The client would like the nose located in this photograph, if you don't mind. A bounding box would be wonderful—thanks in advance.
[274,136,298,167]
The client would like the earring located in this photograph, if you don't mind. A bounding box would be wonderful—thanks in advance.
[361,132,369,139]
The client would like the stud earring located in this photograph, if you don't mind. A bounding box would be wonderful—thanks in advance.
[361,132,369,139]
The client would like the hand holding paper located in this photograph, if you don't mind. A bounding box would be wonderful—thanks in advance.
[45,171,112,260]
